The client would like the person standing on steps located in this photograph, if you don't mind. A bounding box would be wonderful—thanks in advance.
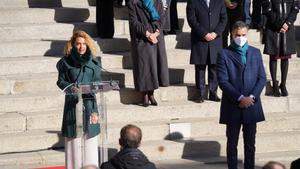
[251,0,263,29]
[96,0,115,38]
[223,0,249,47]
[187,0,227,103]
[217,21,267,169]
[128,0,169,107]
[262,0,299,97]
[56,31,101,169]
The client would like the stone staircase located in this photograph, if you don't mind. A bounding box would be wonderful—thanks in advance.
[0,0,300,168]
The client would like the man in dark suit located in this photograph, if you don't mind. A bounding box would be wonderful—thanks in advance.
[217,21,266,169]
[187,0,227,103]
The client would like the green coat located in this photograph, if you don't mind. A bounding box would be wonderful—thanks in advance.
[56,48,101,138]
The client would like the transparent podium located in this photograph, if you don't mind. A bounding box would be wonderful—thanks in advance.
[63,80,119,169]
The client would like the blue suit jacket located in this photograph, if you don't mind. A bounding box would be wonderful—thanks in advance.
[217,45,267,124]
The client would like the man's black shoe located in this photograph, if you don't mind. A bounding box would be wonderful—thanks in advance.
[209,93,221,102]
[195,97,205,103]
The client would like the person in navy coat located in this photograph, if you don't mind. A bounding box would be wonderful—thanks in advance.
[217,21,267,169]
[187,0,227,103]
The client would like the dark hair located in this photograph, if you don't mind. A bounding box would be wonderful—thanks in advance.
[119,124,142,148]
[262,161,286,169]
[231,21,249,31]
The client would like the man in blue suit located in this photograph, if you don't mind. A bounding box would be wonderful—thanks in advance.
[217,21,266,169]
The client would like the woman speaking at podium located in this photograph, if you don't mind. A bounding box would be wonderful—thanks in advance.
[56,30,101,169]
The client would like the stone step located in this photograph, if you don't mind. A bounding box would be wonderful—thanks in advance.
[0,40,68,58]
[0,7,183,35]
[136,131,300,160]
[0,128,300,160]
[0,91,65,113]
[0,22,98,41]
[0,53,124,76]
[1,91,299,131]
[104,112,300,144]
[1,63,300,96]
[0,38,129,58]
[0,32,265,58]
[0,56,59,76]
[0,25,267,59]
[0,7,96,24]
[1,149,299,168]
[0,0,95,8]
[0,72,300,110]
[1,45,300,76]
[2,107,298,143]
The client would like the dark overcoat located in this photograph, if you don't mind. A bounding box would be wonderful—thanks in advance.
[128,0,170,92]
[56,49,101,138]
[187,0,227,65]
[262,0,299,55]
[101,148,157,169]
[217,46,267,124]
[226,0,246,27]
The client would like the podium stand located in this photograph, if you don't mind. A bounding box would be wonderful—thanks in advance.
[63,80,119,169]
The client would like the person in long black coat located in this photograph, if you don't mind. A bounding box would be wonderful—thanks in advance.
[96,0,114,38]
[262,0,299,97]
[223,0,247,47]
[187,0,227,102]
[128,0,169,107]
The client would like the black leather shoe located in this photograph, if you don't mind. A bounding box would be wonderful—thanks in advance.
[149,95,158,106]
[272,82,281,97]
[195,96,204,103]
[209,93,221,102]
[142,92,149,107]
[280,84,288,97]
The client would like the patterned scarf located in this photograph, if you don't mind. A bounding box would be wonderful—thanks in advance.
[230,41,249,65]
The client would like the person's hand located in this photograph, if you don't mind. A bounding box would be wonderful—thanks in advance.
[239,97,254,108]
[211,32,217,39]
[149,33,158,44]
[146,31,158,44]
[227,2,238,9]
[204,33,214,41]
[153,29,160,38]
[280,23,289,33]
[282,23,289,30]
[71,86,79,93]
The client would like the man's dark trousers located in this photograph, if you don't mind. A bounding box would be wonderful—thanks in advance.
[226,123,257,169]
[195,64,218,98]
[251,0,262,27]
[96,0,114,38]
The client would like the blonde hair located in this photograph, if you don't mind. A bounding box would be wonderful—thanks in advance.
[64,30,97,57]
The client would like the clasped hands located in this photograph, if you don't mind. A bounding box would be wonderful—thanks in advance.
[204,32,217,42]
[146,29,160,44]
[239,96,255,109]
[280,23,289,33]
